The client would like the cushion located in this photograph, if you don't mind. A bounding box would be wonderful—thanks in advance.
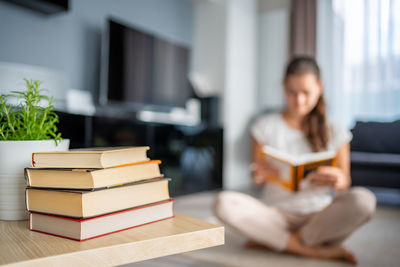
[351,120,400,153]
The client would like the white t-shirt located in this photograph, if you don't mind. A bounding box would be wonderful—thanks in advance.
[251,112,352,214]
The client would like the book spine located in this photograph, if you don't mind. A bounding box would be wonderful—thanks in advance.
[25,188,29,212]
[332,157,337,167]
[31,153,36,167]
[29,213,33,230]
[24,168,31,186]
[294,166,301,192]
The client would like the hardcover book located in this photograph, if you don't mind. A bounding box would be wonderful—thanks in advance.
[26,178,170,218]
[262,145,337,191]
[29,199,174,241]
[31,146,150,168]
[26,160,162,189]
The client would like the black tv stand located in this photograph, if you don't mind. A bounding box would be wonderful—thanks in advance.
[56,110,223,197]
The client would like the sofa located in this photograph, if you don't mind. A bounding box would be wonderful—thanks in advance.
[350,120,400,189]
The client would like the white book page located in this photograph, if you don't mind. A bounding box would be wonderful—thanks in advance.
[263,145,297,165]
[263,145,336,166]
[296,150,336,165]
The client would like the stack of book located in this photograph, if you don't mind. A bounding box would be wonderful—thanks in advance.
[25,147,174,241]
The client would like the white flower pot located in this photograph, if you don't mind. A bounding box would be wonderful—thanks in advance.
[0,139,69,220]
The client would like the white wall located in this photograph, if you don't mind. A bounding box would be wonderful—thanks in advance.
[257,0,290,112]
[190,0,291,190]
[190,0,226,101]
[223,0,258,189]
[191,0,258,189]
[0,0,193,101]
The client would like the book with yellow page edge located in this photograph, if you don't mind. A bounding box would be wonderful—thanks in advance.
[25,160,162,190]
[262,145,337,191]
[26,177,170,218]
[31,146,150,168]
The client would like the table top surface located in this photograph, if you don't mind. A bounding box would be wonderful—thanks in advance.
[0,213,224,267]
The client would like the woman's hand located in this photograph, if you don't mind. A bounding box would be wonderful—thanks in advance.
[251,160,280,185]
[251,138,280,185]
[309,166,349,190]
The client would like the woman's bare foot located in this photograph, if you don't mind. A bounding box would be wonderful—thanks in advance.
[285,233,358,264]
[310,245,357,264]
[244,240,272,250]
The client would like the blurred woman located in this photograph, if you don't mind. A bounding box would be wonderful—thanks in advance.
[215,57,376,264]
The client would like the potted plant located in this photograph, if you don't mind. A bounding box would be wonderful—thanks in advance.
[0,79,69,220]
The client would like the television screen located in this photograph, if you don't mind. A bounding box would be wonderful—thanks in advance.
[101,19,192,110]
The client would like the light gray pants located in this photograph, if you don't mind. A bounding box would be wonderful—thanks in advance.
[214,187,376,251]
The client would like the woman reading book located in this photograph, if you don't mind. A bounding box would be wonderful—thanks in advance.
[215,57,376,264]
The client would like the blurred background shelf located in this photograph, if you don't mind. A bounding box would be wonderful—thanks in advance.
[56,111,223,197]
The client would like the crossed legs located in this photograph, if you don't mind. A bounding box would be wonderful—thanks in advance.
[214,187,376,263]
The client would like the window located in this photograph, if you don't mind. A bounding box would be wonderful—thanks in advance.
[317,0,400,127]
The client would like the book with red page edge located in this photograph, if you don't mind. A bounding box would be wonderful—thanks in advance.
[25,177,170,218]
[29,199,175,241]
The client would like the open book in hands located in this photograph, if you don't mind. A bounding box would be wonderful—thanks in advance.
[261,145,337,191]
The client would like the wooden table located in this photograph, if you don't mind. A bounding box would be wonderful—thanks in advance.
[0,213,224,266]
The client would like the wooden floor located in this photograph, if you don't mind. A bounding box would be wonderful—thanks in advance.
[132,190,400,267]
[121,255,222,267]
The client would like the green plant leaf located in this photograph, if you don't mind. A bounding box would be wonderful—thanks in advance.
[0,79,63,144]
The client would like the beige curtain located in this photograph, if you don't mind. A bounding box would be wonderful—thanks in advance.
[290,0,317,58]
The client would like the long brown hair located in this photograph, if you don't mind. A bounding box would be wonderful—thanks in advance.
[284,57,329,152]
